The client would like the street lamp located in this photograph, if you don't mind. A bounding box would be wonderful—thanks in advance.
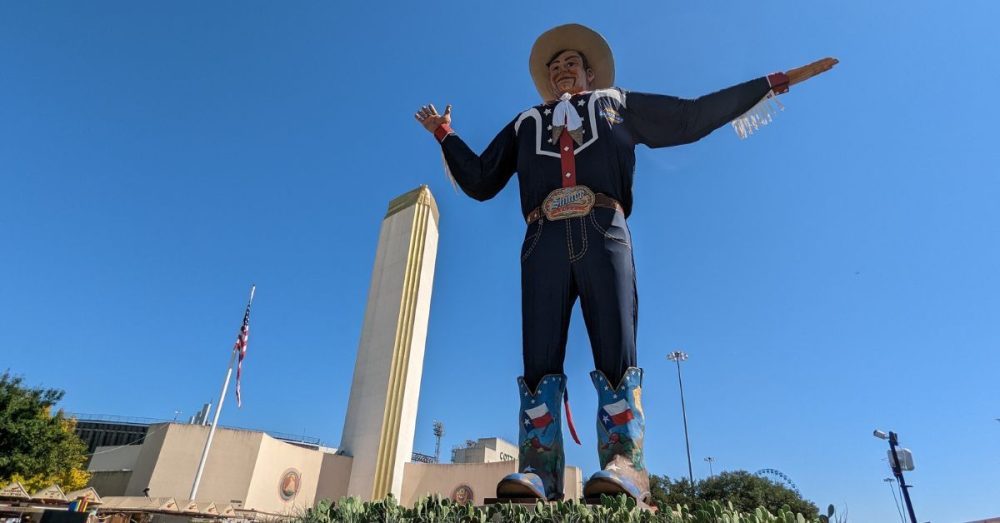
[667,350,694,485]
[874,429,917,523]
[704,456,715,477]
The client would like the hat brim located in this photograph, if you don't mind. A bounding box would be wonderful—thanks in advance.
[529,24,615,102]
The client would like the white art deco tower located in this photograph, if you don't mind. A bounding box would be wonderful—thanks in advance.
[339,185,439,501]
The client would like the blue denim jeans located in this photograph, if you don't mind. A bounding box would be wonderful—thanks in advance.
[520,207,637,391]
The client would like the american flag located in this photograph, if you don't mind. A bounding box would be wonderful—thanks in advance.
[234,285,255,407]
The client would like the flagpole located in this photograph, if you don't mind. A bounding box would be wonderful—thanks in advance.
[189,285,255,501]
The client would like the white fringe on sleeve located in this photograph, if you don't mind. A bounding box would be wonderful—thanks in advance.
[731,91,784,140]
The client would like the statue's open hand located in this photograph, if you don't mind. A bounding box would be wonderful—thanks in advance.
[786,57,839,86]
[414,104,452,134]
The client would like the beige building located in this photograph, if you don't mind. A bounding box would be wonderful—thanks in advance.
[88,423,352,516]
[87,424,581,513]
[451,438,518,464]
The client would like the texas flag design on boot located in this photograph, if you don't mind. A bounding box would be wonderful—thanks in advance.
[600,399,635,431]
[525,403,554,429]
[585,368,650,503]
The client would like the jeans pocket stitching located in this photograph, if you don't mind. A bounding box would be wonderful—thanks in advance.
[590,212,630,248]
[569,216,588,262]
[521,219,545,262]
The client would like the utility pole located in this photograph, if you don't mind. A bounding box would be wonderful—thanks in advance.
[883,477,906,523]
[704,456,715,477]
[874,429,917,523]
[667,350,694,485]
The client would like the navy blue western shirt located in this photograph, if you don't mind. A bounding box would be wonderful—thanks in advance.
[439,77,774,219]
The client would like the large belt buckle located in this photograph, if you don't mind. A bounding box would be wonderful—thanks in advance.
[542,186,596,221]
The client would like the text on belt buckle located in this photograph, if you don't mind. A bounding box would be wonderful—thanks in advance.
[542,186,596,221]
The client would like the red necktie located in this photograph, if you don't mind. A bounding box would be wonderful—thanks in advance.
[558,115,577,188]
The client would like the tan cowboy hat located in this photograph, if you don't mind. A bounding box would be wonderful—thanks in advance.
[529,23,615,102]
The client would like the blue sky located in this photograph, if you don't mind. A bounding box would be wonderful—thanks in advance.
[2,1,998,521]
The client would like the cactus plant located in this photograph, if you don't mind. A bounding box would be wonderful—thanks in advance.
[296,494,828,523]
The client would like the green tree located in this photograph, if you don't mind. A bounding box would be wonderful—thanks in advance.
[649,474,698,510]
[699,471,818,517]
[649,470,820,519]
[0,371,90,492]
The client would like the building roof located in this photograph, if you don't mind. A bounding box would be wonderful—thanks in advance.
[0,482,31,500]
[99,496,179,512]
[31,485,67,502]
[385,185,439,224]
[97,497,236,518]
[65,487,104,505]
[181,500,218,515]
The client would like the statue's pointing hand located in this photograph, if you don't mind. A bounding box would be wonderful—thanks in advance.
[786,57,839,87]
[415,103,452,134]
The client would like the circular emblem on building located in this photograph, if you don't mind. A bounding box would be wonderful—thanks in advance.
[278,469,301,501]
[451,485,474,505]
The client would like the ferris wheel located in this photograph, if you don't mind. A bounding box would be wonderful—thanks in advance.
[755,468,801,496]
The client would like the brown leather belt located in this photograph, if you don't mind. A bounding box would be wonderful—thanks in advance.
[525,193,622,224]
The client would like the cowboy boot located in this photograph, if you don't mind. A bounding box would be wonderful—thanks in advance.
[583,367,651,503]
[496,374,567,501]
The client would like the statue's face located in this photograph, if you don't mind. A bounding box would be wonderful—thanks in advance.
[547,50,595,98]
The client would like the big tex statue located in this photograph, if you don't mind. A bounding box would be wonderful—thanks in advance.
[415,24,836,503]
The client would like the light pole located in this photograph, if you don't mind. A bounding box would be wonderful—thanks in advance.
[874,429,917,523]
[667,350,694,485]
[704,456,715,477]
[432,421,445,463]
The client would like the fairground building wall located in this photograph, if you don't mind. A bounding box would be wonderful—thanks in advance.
[87,424,581,513]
